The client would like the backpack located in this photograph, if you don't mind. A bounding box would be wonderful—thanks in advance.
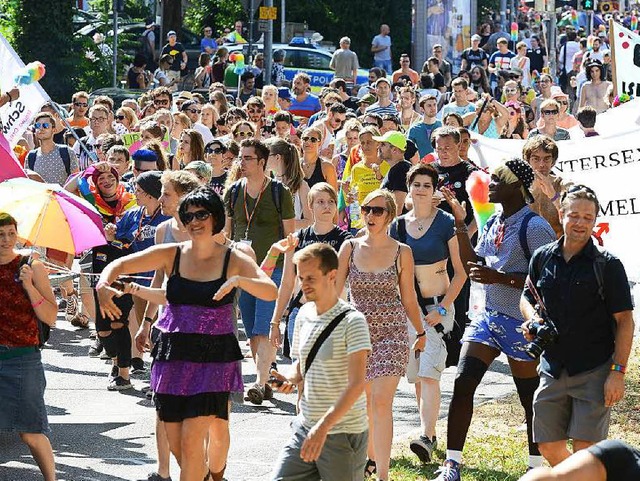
[139,29,153,59]
[27,145,72,177]
[228,178,285,239]
[395,216,464,368]
[17,256,50,348]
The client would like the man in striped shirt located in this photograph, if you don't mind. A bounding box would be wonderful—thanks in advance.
[270,243,371,480]
[365,77,398,118]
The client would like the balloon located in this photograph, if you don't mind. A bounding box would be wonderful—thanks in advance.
[14,61,46,86]
[466,170,495,233]
[511,22,518,43]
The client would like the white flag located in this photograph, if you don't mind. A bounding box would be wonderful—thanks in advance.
[0,34,50,146]
[611,21,640,99]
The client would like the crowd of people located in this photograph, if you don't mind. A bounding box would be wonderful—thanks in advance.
[0,7,638,481]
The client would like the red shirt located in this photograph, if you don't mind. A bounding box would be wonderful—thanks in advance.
[0,256,40,347]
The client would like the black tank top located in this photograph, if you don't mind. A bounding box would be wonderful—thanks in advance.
[165,247,235,308]
[305,158,326,188]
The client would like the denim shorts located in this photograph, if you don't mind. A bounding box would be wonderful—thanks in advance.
[239,267,282,338]
[0,349,49,433]
[462,309,534,362]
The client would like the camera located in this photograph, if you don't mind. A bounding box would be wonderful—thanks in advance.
[524,316,559,359]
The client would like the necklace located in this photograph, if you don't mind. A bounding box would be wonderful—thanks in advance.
[414,210,436,232]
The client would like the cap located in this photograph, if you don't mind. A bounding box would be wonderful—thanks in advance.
[167,30,177,37]
[471,34,482,41]
[372,131,407,152]
[136,171,162,199]
[89,165,119,188]
[504,158,535,204]
[132,149,159,166]
[278,87,293,101]
[375,77,391,88]
[358,93,377,105]
[178,91,193,100]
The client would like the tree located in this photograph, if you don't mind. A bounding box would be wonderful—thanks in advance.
[184,0,245,39]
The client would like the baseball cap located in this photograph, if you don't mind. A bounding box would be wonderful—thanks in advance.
[178,91,193,100]
[372,131,407,152]
[471,34,482,41]
[358,93,377,105]
[167,30,177,38]
[504,158,535,204]
[375,77,391,88]
[278,87,293,101]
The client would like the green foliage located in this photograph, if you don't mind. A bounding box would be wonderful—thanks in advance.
[478,0,500,26]
[89,0,151,21]
[184,0,244,37]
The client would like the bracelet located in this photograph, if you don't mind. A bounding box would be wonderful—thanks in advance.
[32,297,45,309]
[267,252,280,259]
[550,192,560,202]
[416,330,426,338]
[611,363,627,374]
[454,225,468,235]
[143,316,154,324]
[95,281,109,290]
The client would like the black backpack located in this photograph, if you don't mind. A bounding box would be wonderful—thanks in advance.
[228,178,285,239]
[27,145,72,177]
[18,256,50,348]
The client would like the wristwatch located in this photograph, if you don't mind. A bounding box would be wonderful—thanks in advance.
[437,304,448,317]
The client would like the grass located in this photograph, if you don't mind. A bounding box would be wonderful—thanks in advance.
[387,345,640,481]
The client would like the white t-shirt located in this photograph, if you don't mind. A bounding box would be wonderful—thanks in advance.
[292,299,371,434]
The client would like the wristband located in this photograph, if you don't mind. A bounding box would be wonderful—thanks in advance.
[32,298,45,309]
[611,363,626,374]
[455,225,468,235]
[267,252,280,259]
[143,316,154,324]
[95,281,109,290]
[550,192,560,202]
[416,330,426,338]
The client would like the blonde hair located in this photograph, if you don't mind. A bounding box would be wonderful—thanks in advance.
[362,189,396,224]
[307,182,337,207]
[116,106,138,129]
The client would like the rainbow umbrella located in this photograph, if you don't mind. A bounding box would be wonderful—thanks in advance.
[0,178,106,254]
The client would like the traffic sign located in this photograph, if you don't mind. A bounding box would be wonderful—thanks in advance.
[259,6,277,20]
[258,20,269,32]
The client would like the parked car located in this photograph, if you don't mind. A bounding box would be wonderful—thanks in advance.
[227,40,370,92]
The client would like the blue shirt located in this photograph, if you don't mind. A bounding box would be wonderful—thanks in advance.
[389,210,455,265]
[408,120,442,158]
[476,206,556,320]
[289,94,321,119]
[200,37,218,53]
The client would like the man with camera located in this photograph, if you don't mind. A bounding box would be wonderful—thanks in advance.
[521,185,635,467]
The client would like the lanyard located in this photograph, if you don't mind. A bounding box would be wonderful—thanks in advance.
[243,177,269,239]
[111,207,160,250]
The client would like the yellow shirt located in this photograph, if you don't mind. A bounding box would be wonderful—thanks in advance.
[349,160,390,228]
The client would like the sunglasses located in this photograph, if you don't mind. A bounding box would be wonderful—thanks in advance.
[557,100,569,105]
[205,147,225,155]
[361,205,387,216]
[153,99,171,106]
[542,109,559,115]
[182,210,212,225]
[301,136,320,143]
[235,131,253,138]
[187,109,202,114]
[115,115,126,120]
[34,122,51,129]
[74,102,88,107]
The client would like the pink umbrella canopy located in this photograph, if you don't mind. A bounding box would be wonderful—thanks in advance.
[0,130,27,181]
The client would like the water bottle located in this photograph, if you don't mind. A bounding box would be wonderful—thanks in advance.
[348,186,360,225]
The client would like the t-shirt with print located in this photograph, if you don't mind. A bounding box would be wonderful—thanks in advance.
[408,120,442,158]
[296,226,352,254]
[349,160,390,229]
[381,160,411,194]
[461,48,489,69]
[224,178,295,267]
[488,50,516,82]
[441,102,476,119]
[292,299,371,434]
[433,160,478,226]
[161,42,186,72]
[210,172,227,197]
[31,146,79,186]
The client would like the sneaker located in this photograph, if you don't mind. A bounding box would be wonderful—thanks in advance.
[246,383,264,405]
[145,472,172,481]
[99,349,112,360]
[88,338,103,357]
[270,361,278,372]
[108,364,119,381]
[263,382,274,400]
[108,376,133,391]
[431,460,461,481]
[131,357,146,374]
[410,435,437,464]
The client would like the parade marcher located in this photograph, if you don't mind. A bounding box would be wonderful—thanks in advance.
[335,189,426,481]
[521,186,634,467]
[528,99,571,141]
[0,212,57,481]
[289,73,321,119]
[74,104,111,170]
[389,164,467,464]
[441,78,476,118]
[578,60,611,114]
[98,187,277,481]
[576,106,599,137]
[375,130,411,215]
[224,139,295,405]
[365,78,397,117]
[432,45,452,88]
[392,53,420,85]
[536,90,578,130]
[397,87,422,132]
[68,91,90,129]
[300,126,338,191]
[461,34,489,71]
[270,242,370,480]
[434,159,556,481]
[408,95,441,159]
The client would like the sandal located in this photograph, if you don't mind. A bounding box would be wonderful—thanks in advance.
[364,458,376,478]
[71,313,90,329]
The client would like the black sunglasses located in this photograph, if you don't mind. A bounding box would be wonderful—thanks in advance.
[301,136,320,143]
[361,205,387,216]
[74,102,88,107]
[115,115,126,120]
[205,147,225,155]
[542,109,559,115]
[182,210,212,225]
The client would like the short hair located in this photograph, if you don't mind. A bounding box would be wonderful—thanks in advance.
[576,106,597,128]
[0,212,18,228]
[427,56,440,66]
[362,112,383,128]
[328,103,347,115]
[294,72,311,85]
[178,186,226,234]
[443,112,464,128]
[343,118,362,134]
[522,136,559,164]
[560,185,600,215]
[330,78,347,92]
[245,96,265,109]
[93,95,114,111]
[151,86,173,101]
[240,71,256,82]
[307,181,337,207]
[362,188,396,223]
[34,111,56,128]
[161,170,201,197]
[406,163,439,188]
[419,72,434,88]
[72,91,90,103]
[274,111,293,124]
[240,138,270,165]
[451,77,468,90]
[184,160,213,183]
[359,125,381,138]
[431,126,461,147]
[89,104,110,118]
[369,67,384,79]
[292,242,339,274]
[107,145,131,163]
[419,94,438,108]
[381,113,400,127]
[540,98,560,111]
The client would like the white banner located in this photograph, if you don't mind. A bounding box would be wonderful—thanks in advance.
[0,34,50,146]
[611,21,640,99]
[470,104,640,281]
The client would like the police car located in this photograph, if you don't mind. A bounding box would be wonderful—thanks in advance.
[227,38,370,91]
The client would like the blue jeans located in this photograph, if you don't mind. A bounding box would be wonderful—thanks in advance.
[374,59,392,75]
[239,267,282,338]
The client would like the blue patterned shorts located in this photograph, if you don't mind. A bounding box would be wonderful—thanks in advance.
[462,309,534,362]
